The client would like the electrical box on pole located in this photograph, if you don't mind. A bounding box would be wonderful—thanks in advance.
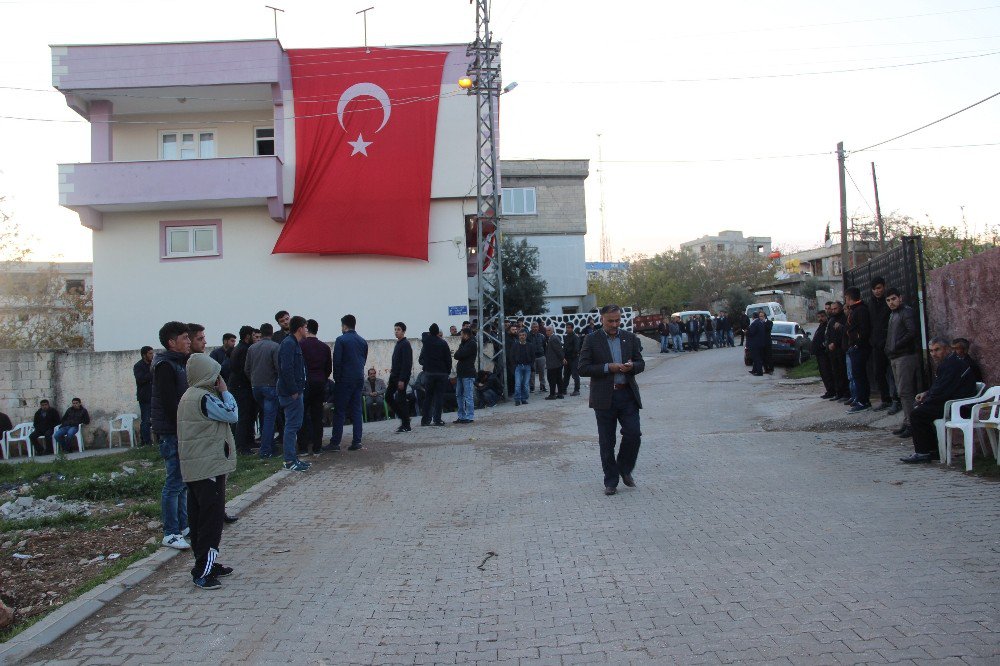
[466,0,506,392]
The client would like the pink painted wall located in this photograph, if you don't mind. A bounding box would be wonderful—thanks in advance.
[926,247,1000,386]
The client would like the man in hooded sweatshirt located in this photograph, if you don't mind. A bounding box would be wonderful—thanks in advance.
[177,352,238,590]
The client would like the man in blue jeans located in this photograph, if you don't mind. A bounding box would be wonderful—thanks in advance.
[245,323,281,457]
[511,329,534,406]
[453,327,478,423]
[277,315,310,472]
[326,314,369,451]
[151,321,191,550]
[53,397,90,454]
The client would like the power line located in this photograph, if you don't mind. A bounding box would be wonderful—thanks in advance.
[521,49,1000,85]
[844,166,877,218]
[852,89,1000,153]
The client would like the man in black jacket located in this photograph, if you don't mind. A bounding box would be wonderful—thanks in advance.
[885,289,920,438]
[418,323,451,426]
[844,287,873,412]
[134,346,154,445]
[868,278,897,412]
[811,311,836,398]
[504,323,519,398]
[544,326,566,400]
[528,322,547,393]
[901,338,978,463]
[826,301,850,400]
[53,397,90,455]
[686,316,701,352]
[29,399,61,455]
[453,327,478,423]
[152,321,192,550]
[388,322,414,433]
[561,322,582,396]
[579,305,646,496]
[228,326,257,455]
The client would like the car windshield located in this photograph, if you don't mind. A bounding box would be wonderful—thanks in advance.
[772,323,795,335]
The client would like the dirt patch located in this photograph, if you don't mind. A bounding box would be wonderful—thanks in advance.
[0,514,155,629]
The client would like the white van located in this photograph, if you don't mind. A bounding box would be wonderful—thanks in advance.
[745,302,787,321]
[671,310,712,349]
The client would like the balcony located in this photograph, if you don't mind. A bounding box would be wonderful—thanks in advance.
[58,156,285,229]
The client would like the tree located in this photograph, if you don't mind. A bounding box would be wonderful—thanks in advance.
[488,236,547,316]
[854,211,1000,271]
[0,197,93,349]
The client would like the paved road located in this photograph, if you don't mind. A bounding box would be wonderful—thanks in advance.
[28,346,1000,664]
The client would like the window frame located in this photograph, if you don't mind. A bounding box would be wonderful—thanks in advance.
[159,219,223,262]
[501,187,537,216]
[254,126,275,156]
[158,129,218,160]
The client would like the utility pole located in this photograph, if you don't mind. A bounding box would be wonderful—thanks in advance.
[871,161,885,253]
[356,6,375,54]
[837,142,849,287]
[467,0,506,392]
[265,5,284,40]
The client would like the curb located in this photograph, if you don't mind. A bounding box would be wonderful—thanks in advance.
[0,469,287,664]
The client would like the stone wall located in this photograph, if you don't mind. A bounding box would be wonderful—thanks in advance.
[926,248,1000,386]
[1,336,461,448]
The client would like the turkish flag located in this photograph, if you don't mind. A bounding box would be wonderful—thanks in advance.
[273,47,448,259]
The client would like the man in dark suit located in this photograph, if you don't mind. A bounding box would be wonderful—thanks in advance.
[900,337,979,463]
[578,304,646,496]
[686,316,701,351]
[746,312,767,376]
[327,314,369,451]
[387,321,414,433]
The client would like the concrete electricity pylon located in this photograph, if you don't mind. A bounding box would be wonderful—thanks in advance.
[466,0,506,390]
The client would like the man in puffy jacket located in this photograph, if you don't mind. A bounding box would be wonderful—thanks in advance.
[177,352,238,590]
[418,323,452,426]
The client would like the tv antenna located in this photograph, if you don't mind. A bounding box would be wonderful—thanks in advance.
[357,6,375,53]
[264,6,284,40]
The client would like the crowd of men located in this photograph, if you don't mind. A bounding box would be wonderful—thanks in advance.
[655,311,746,354]
[809,277,985,464]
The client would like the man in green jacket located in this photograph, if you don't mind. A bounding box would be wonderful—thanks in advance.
[178,353,238,590]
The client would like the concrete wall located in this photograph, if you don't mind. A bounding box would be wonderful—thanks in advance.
[926,248,1000,386]
[91,203,472,351]
[1,336,459,448]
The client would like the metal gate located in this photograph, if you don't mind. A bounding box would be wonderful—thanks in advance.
[843,236,930,386]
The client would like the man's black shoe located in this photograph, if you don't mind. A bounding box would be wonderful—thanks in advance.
[897,427,912,438]
[820,393,835,399]
[395,425,412,433]
[544,395,557,400]
[886,401,903,416]
[320,444,340,453]
[348,443,363,451]
[749,371,763,376]
[900,452,935,463]
[891,425,906,435]
[621,472,636,488]
[603,486,617,496]
[223,513,238,524]
[432,421,446,426]
[570,391,580,396]
[420,421,431,426]
[556,394,564,399]
[211,563,234,577]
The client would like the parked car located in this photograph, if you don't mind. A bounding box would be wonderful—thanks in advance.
[745,301,788,322]
[743,320,812,366]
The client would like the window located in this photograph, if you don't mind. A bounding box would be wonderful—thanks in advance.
[255,127,275,156]
[65,279,85,295]
[501,187,537,215]
[716,244,725,252]
[160,130,216,159]
[161,222,221,260]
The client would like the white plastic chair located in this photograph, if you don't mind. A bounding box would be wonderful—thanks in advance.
[3,423,35,459]
[109,414,138,448]
[972,394,1000,463]
[936,382,985,461]
[944,385,1000,471]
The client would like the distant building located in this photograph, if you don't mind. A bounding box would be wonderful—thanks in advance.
[586,261,629,282]
[680,230,771,256]
[0,261,94,347]
[782,240,882,281]
[477,159,590,315]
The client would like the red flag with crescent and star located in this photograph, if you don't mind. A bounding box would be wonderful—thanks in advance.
[273,47,448,259]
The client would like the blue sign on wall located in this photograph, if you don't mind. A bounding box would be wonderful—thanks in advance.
[448,305,469,316]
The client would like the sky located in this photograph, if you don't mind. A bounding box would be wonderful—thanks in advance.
[1,0,998,262]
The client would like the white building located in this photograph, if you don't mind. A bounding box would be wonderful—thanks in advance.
[680,230,771,256]
[490,159,590,314]
[52,39,481,351]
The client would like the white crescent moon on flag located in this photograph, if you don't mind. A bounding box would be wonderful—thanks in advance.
[337,82,391,133]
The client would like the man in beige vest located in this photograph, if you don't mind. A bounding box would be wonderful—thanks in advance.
[178,353,238,590]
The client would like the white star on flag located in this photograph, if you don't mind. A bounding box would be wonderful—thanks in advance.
[348,133,373,157]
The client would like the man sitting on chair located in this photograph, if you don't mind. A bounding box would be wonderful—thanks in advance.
[363,368,387,421]
[29,399,61,455]
[900,337,978,464]
[53,397,91,455]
